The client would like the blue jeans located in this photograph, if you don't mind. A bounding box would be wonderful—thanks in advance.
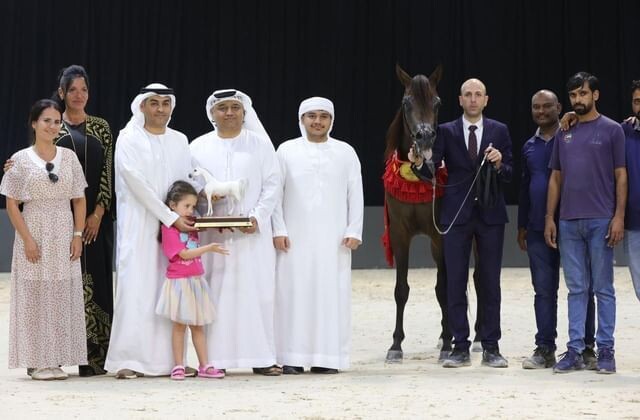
[527,230,596,349]
[558,219,615,352]
[625,230,640,301]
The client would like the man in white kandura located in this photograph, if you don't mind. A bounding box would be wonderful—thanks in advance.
[105,84,195,379]
[272,97,364,374]
[190,89,282,375]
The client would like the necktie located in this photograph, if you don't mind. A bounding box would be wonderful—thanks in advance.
[468,125,478,162]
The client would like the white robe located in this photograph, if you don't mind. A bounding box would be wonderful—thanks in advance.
[190,128,280,369]
[272,137,364,369]
[105,127,193,375]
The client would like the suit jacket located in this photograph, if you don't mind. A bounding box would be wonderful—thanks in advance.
[419,116,512,226]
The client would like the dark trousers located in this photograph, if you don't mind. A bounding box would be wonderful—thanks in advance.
[527,230,596,349]
[443,209,505,351]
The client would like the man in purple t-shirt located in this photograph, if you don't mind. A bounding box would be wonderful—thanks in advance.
[545,72,627,374]
[518,90,597,370]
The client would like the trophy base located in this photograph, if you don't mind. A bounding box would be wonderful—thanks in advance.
[194,216,253,229]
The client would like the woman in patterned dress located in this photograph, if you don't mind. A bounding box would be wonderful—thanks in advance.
[0,99,88,380]
[54,65,114,376]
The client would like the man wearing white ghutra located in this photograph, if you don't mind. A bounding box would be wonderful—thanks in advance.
[190,89,281,375]
[106,84,195,379]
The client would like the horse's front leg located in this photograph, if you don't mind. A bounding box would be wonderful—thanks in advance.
[206,194,214,216]
[386,239,411,363]
[227,198,235,215]
[431,232,452,360]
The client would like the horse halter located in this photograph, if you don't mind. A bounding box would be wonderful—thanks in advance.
[401,94,440,155]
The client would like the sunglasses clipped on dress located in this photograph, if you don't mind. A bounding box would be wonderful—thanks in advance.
[45,162,58,183]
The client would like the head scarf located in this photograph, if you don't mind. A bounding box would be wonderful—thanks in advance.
[205,89,270,142]
[121,83,176,135]
[298,97,335,139]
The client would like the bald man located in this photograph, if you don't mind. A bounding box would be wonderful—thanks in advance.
[411,78,512,368]
[518,90,596,370]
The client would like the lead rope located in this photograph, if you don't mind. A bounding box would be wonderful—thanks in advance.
[431,154,488,235]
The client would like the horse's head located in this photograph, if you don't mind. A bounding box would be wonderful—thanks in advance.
[396,64,442,156]
[189,167,205,180]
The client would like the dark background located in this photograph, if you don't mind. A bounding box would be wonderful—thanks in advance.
[1,0,639,208]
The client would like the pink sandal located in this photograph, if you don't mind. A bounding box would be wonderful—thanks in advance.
[171,365,186,380]
[198,364,225,379]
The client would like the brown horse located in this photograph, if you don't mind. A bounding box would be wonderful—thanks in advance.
[382,64,451,362]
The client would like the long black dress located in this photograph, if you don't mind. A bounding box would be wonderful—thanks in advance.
[56,115,113,375]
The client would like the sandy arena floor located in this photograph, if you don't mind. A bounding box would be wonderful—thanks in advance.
[0,268,639,419]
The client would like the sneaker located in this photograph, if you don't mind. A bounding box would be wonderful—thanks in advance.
[442,348,471,368]
[31,368,56,381]
[582,345,597,370]
[596,347,616,374]
[51,367,69,380]
[522,346,556,369]
[481,348,508,368]
[553,349,585,373]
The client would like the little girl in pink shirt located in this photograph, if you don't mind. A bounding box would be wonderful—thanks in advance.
[155,180,228,380]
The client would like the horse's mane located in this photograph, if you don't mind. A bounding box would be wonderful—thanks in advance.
[384,75,434,160]
[384,109,404,160]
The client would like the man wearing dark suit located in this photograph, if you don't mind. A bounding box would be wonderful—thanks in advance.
[410,78,512,367]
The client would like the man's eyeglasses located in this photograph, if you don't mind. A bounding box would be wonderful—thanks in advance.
[40,118,63,127]
[45,162,58,183]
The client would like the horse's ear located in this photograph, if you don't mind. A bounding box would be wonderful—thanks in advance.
[429,64,443,87]
[396,63,412,87]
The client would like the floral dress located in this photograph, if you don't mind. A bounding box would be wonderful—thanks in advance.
[0,146,88,368]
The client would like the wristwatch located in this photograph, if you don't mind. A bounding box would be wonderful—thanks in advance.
[73,231,83,237]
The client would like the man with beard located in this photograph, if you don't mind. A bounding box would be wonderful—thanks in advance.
[545,72,627,374]
[272,97,364,375]
[106,84,195,378]
[410,78,513,368]
[190,89,281,376]
[622,81,640,302]
[518,90,597,369]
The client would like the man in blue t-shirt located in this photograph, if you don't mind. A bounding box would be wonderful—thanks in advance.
[545,72,627,374]
[518,90,597,370]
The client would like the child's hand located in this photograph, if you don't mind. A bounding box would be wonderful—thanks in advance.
[207,242,229,255]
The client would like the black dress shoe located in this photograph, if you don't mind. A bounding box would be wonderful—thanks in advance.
[310,366,338,374]
[283,365,304,375]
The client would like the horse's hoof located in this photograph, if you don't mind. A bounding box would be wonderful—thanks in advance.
[438,350,450,363]
[385,350,403,363]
